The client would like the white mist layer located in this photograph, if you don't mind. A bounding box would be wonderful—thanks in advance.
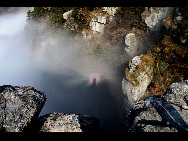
[0,8,123,131]
[0,8,115,89]
[0,9,28,36]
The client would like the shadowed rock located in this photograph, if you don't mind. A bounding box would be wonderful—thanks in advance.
[116,80,188,132]
[0,85,46,132]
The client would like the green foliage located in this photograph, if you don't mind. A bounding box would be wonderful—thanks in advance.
[71,7,95,32]
[27,7,96,32]
[29,7,49,20]
[27,7,73,29]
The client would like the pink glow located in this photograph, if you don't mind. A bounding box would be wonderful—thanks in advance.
[88,72,101,85]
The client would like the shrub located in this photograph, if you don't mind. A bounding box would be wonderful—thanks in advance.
[150,35,188,92]
[105,7,146,43]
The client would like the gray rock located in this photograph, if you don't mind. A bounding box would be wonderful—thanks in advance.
[63,10,72,20]
[89,13,108,34]
[128,56,141,74]
[90,20,105,34]
[102,7,118,22]
[118,80,188,132]
[122,55,153,107]
[122,73,151,108]
[39,112,100,132]
[141,7,172,30]
[162,80,188,110]
[124,33,137,56]
[125,33,137,48]
[0,85,46,132]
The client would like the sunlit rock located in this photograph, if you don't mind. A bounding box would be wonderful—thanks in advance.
[141,7,172,30]
[63,10,72,20]
[122,53,154,107]
[102,7,118,22]
[39,112,100,132]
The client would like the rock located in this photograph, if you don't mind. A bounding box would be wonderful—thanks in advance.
[102,7,118,22]
[162,80,188,110]
[90,16,106,34]
[141,7,173,31]
[128,56,141,74]
[122,53,154,107]
[0,85,46,132]
[63,10,72,20]
[125,33,137,48]
[125,33,137,55]
[175,12,183,21]
[89,12,108,34]
[89,21,105,34]
[39,112,100,132]
[96,13,107,24]
[118,80,188,132]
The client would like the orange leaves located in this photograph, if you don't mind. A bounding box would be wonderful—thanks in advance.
[150,82,165,95]
[77,7,91,22]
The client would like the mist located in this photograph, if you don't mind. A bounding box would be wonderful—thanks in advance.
[0,8,125,131]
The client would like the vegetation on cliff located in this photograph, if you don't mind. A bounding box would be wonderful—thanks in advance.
[27,7,188,98]
[148,35,188,94]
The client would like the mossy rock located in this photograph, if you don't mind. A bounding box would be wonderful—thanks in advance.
[125,52,155,86]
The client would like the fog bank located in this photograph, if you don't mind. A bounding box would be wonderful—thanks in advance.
[0,8,124,131]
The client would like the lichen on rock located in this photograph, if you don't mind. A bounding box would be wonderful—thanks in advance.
[0,85,46,132]
[125,52,155,86]
[122,53,155,107]
[118,80,188,132]
[39,112,100,132]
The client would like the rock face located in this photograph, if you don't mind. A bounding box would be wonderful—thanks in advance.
[89,13,107,34]
[102,7,118,22]
[124,33,137,55]
[141,7,173,31]
[163,80,188,110]
[0,85,46,132]
[118,80,188,132]
[122,53,155,108]
[39,112,100,132]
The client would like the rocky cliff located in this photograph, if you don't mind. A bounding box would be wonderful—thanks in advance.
[120,6,188,132]
[116,80,188,132]
[0,7,187,132]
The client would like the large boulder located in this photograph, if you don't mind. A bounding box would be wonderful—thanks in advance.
[122,53,155,108]
[117,80,188,132]
[39,112,100,132]
[0,85,46,132]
